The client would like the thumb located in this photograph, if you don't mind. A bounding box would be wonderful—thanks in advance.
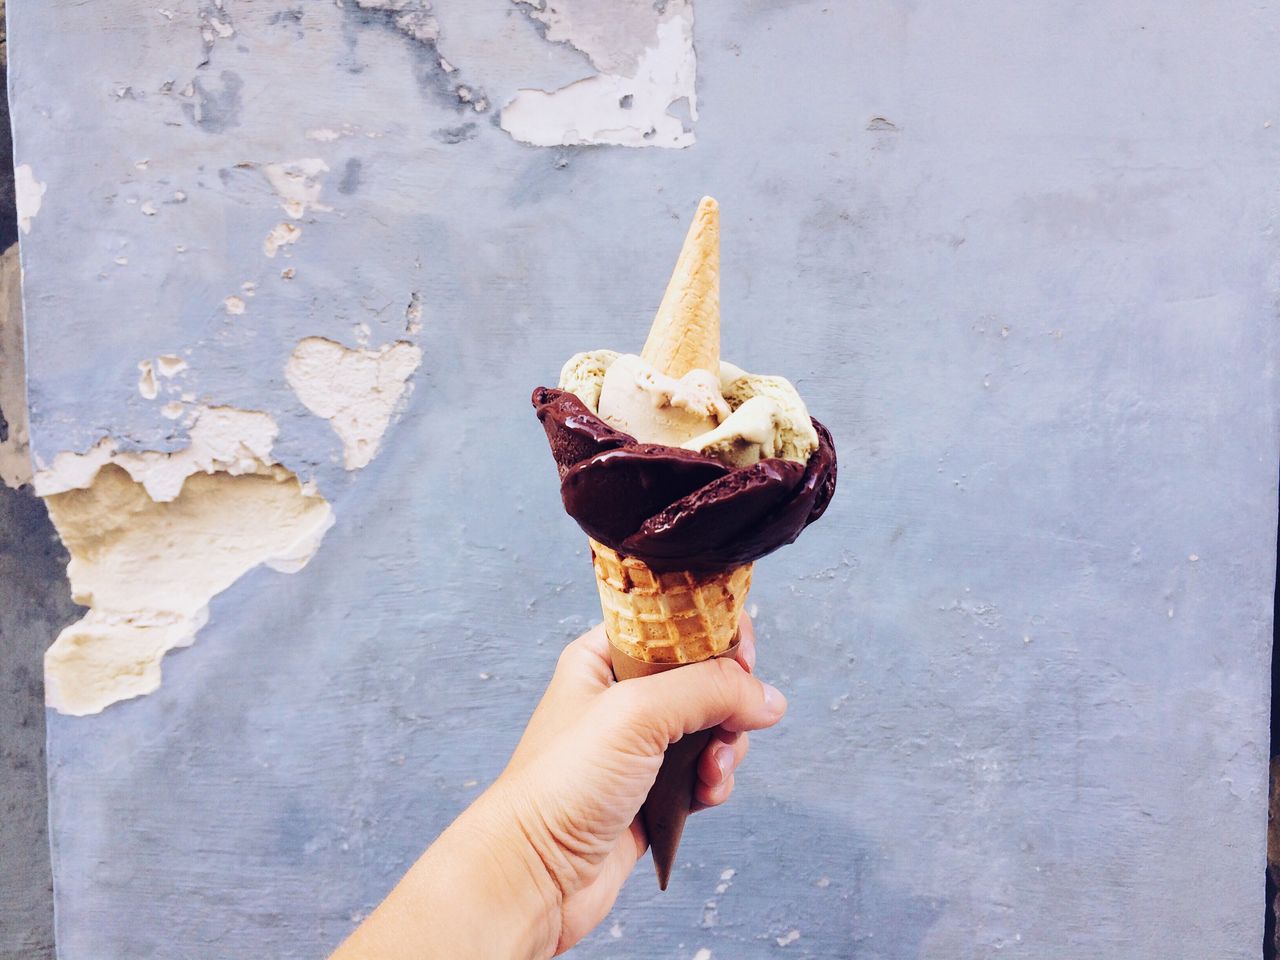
[604,657,787,751]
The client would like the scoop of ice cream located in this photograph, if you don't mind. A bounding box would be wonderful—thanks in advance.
[595,353,731,447]
[679,361,819,467]
[559,352,817,469]
[558,349,619,413]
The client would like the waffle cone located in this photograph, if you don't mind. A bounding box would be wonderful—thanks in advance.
[589,538,751,664]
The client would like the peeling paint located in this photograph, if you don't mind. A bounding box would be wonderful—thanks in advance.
[43,464,332,716]
[259,159,330,219]
[156,354,187,378]
[137,360,158,399]
[405,291,423,333]
[0,245,31,489]
[36,404,332,715]
[36,406,280,501]
[355,0,439,43]
[14,164,45,235]
[263,221,301,257]
[285,336,422,470]
[501,0,697,148]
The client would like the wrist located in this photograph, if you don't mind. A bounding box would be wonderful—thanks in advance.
[453,780,563,959]
[333,783,562,960]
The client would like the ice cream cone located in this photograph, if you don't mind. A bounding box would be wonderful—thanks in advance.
[591,196,748,887]
[589,538,752,888]
[641,196,720,379]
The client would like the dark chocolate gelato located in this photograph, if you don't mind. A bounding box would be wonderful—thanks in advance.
[532,386,837,573]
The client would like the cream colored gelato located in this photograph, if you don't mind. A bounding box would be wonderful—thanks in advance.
[559,349,619,412]
[596,353,730,447]
[686,361,820,466]
[558,352,817,468]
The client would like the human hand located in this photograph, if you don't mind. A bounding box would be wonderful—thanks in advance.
[330,614,786,960]
[494,613,786,954]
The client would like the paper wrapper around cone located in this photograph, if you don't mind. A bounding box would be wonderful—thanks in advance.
[589,538,752,889]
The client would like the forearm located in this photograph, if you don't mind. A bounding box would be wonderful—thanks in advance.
[331,786,561,960]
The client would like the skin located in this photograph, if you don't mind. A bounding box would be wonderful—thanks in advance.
[331,614,786,959]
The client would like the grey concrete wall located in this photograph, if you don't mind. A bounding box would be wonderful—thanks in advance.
[5,1,1278,957]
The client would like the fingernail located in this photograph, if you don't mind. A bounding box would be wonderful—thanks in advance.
[741,638,757,673]
[714,743,734,781]
[762,683,786,715]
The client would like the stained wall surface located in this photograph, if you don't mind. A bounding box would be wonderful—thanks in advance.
[8,1,1279,957]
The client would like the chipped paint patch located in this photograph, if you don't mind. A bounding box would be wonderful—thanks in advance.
[501,0,697,148]
[0,244,31,489]
[15,164,46,234]
[35,406,280,501]
[36,406,333,715]
[137,360,158,399]
[43,466,332,716]
[261,159,330,219]
[355,0,439,43]
[156,354,187,378]
[285,336,422,470]
[224,295,245,315]
[405,291,423,333]
[263,222,301,257]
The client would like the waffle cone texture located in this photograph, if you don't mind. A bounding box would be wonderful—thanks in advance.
[589,539,752,664]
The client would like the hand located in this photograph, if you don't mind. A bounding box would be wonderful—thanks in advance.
[499,613,787,954]
[330,614,787,960]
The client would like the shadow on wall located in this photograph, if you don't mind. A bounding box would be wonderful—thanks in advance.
[0,483,83,960]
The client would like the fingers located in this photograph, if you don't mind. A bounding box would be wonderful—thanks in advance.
[555,623,614,684]
[606,656,786,749]
[694,772,735,810]
[697,730,748,790]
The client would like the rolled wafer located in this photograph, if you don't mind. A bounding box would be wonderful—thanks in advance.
[640,196,720,380]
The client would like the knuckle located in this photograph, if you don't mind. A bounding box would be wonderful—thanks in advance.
[708,657,746,705]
